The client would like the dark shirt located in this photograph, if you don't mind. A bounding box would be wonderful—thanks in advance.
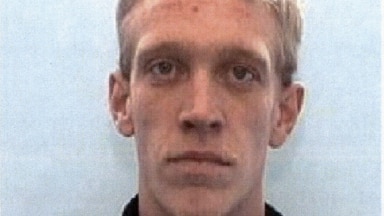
[122,194,282,216]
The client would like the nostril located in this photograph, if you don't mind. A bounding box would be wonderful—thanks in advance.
[209,121,221,129]
[182,120,195,130]
[181,119,222,131]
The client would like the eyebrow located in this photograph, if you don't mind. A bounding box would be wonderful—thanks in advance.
[218,46,270,73]
[134,41,191,67]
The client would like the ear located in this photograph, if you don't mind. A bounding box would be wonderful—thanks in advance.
[269,82,304,148]
[109,71,134,137]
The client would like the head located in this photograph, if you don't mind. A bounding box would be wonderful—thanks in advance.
[109,0,304,215]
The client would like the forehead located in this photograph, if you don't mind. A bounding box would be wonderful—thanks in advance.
[139,0,261,19]
[121,0,280,68]
[123,0,279,40]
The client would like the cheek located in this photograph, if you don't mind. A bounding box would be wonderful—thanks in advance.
[130,85,180,164]
[231,93,274,140]
[229,94,274,170]
[130,86,156,148]
[130,84,181,129]
[233,119,270,190]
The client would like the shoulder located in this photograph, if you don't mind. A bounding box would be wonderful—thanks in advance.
[265,203,283,216]
[122,194,139,216]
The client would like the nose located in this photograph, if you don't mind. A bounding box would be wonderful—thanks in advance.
[178,69,225,133]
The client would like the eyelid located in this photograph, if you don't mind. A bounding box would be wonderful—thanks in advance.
[230,63,261,80]
[147,58,173,68]
[144,58,176,73]
[135,43,190,71]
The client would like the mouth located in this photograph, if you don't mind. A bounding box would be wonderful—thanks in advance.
[166,151,234,166]
[164,151,236,187]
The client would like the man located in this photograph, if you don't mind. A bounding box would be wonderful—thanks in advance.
[109,0,304,215]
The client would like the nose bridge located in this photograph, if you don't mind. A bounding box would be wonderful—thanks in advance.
[190,66,216,114]
[192,67,211,110]
[179,67,224,132]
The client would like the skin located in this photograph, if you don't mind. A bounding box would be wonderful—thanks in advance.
[109,0,304,215]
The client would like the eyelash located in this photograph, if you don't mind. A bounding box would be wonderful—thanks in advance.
[219,63,261,89]
[146,59,180,83]
[230,65,259,81]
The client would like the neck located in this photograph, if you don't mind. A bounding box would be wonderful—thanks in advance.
[138,186,266,216]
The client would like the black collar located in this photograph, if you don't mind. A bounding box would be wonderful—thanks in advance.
[122,194,282,216]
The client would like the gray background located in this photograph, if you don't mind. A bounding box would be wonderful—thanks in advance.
[1,0,381,215]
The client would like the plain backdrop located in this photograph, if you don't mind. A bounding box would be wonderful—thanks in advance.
[1,0,381,215]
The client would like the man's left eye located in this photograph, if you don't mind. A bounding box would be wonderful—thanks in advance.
[230,65,256,82]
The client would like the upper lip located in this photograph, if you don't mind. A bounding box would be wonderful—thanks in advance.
[166,151,234,166]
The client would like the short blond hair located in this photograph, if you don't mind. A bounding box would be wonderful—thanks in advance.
[263,0,304,86]
[116,0,304,86]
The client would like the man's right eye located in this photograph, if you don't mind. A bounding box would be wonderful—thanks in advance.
[148,60,177,82]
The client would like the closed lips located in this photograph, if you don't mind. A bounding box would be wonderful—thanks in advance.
[166,151,234,166]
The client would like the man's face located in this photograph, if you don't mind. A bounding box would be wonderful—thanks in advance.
[116,0,294,215]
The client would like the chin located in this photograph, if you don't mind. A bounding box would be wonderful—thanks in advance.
[161,187,234,216]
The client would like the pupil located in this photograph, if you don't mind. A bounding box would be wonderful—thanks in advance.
[159,62,171,74]
[233,67,246,80]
